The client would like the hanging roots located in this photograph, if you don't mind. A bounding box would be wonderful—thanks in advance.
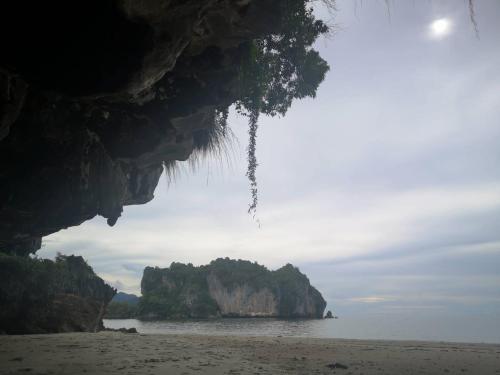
[246,111,259,217]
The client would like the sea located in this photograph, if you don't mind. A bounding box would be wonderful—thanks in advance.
[104,314,500,344]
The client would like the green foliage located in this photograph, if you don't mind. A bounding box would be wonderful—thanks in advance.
[0,254,53,321]
[273,263,326,317]
[139,263,219,319]
[246,112,259,216]
[272,264,309,316]
[209,258,274,291]
[236,1,330,118]
[0,253,113,304]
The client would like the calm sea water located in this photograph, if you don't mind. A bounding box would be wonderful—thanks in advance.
[104,315,500,344]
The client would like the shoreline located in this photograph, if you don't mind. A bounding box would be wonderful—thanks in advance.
[102,317,500,346]
[1,332,499,374]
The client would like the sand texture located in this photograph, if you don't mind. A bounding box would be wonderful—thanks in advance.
[0,332,499,374]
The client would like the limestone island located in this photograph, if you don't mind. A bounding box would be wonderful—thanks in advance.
[108,258,326,320]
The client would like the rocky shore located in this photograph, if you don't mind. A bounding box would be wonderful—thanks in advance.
[0,332,498,374]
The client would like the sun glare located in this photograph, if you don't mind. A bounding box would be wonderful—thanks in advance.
[430,18,452,38]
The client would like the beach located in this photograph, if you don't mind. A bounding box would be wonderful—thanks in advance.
[1,332,499,375]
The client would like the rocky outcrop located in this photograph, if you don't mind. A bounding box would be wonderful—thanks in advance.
[0,254,115,334]
[0,0,284,253]
[139,258,326,319]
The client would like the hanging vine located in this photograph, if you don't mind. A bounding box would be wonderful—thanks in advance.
[182,0,331,221]
[234,0,330,219]
[246,110,259,217]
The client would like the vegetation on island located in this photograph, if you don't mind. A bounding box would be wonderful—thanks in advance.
[139,262,219,319]
[137,258,326,320]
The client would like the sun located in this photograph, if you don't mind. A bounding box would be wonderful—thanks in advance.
[429,18,452,39]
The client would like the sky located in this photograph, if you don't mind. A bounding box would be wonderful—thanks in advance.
[41,0,500,316]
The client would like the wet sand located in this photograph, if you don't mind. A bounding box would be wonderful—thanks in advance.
[0,332,499,374]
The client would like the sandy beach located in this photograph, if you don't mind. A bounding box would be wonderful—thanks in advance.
[0,332,499,375]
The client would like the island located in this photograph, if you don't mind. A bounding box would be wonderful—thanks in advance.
[135,258,326,319]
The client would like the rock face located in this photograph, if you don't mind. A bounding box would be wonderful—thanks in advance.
[207,273,279,317]
[139,258,326,319]
[0,254,115,334]
[0,0,283,253]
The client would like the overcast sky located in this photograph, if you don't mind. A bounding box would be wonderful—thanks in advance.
[41,0,500,316]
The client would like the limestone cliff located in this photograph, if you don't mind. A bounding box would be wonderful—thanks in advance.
[0,254,115,334]
[139,258,326,319]
[207,273,279,317]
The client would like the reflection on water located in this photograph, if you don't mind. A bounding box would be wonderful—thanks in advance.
[104,315,500,344]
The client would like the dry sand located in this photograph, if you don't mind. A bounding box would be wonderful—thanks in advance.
[0,332,499,375]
